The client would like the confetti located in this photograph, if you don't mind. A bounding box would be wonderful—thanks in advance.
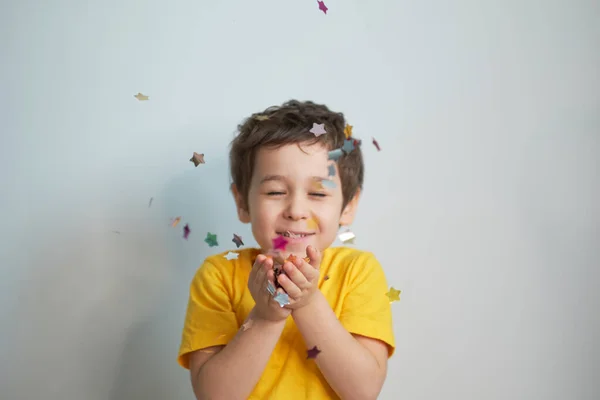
[190,152,205,167]
[307,345,321,359]
[255,115,269,121]
[134,92,149,101]
[183,224,191,240]
[327,164,336,176]
[341,139,356,154]
[307,217,318,230]
[224,251,239,260]
[200,348,217,354]
[267,281,276,296]
[310,123,327,136]
[273,264,287,290]
[339,229,356,245]
[344,124,353,139]
[148,197,153,207]
[324,275,330,281]
[273,292,290,307]
[232,233,244,248]
[322,179,336,189]
[386,287,401,303]
[317,0,328,14]
[205,232,219,247]
[372,138,381,151]
[272,235,288,251]
[286,254,298,263]
[171,217,181,227]
[242,319,254,331]
[328,149,343,161]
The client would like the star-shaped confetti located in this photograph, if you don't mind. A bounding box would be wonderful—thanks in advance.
[267,281,276,296]
[344,124,353,138]
[242,319,254,331]
[273,292,290,307]
[286,254,298,263]
[205,232,218,247]
[134,92,149,101]
[341,139,356,154]
[255,115,269,121]
[307,345,321,359]
[322,179,336,189]
[386,287,401,302]
[307,217,318,230]
[183,224,191,240]
[272,235,288,251]
[310,123,327,137]
[327,164,336,176]
[171,217,181,227]
[317,1,328,14]
[232,233,244,248]
[224,251,239,260]
[339,230,355,244]
[328,148,343,161]
[190,152,205,167]
[372,138,381,151]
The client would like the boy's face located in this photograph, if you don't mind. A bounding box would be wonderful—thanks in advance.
[233,142,359,256]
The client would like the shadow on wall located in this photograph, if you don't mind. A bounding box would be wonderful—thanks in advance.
[109,157,243,400]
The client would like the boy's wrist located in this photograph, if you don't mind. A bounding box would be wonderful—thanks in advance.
[249,307,289,326]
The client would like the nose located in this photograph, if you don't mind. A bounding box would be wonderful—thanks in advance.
[283,193,310,221]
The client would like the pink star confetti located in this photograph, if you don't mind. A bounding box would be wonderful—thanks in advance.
[317,0,328,14]
[272,235,289,251]
[309,123,327,136]
[372,137,381,151]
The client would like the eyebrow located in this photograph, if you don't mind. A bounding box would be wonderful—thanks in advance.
[259,175,330,184]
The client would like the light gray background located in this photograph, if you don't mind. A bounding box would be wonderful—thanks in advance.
[1,0,598,399]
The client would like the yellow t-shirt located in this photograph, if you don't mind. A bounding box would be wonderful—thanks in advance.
[178,247,395,399]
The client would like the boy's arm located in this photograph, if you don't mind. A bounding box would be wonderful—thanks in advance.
[191,307,286,400]
[292,291,388,400]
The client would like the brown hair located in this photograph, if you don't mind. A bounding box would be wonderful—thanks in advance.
[229,100,364,211]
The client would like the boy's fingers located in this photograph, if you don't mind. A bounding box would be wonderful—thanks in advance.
[306,245,321,270]
[283,261,309,286]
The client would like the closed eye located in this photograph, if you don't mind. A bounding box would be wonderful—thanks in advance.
[267,191,285,196]
[310,193,327,197]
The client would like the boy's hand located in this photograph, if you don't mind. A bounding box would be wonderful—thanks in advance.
[248,254,291,322]
[276,245,322,310]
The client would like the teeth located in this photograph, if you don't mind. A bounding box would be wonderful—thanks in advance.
[281,231,308,238]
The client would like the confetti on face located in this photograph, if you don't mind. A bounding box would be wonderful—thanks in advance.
[171,217,181,227]
[242,319,254,331]
[148,197,153,207]
[327,164,336,177]
[255,115,269,121]
[341,139,356,154]
[310,123,327,136]
[205,232,218,247]
[232,233,244,248]
[344,124,353,139]
[273,292,290,307]
[272,235,288,251]
[372,137,381,151]
[307,217,319,230]
[386,287,401,303]
[190,152,205,167]
[339,229,356,245]
[322,179,336,189]
[183,224,191,240]
[317,0,328,14]
[134,92,149,101]
[328,148,344,161]
[307,345,322,359]
[224,251,239,260]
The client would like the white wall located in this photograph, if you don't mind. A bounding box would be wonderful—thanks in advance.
[1,1,599,399]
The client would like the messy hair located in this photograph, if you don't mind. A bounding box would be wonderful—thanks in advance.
[229,100,364,211]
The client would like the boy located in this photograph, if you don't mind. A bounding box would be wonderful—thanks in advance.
[178,100,395,399]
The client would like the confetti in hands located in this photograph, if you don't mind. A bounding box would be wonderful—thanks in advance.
[273,245,322,310]
[248,254,292,322]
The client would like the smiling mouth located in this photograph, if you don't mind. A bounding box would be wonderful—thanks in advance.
[277,231,315,238]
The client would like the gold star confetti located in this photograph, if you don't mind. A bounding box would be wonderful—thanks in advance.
[338,229,355,244]
[311,180,325,191]
[386,287,401,303]
[190,152,205,167]
[134,92,149,101]
[344,124,353,139]
[255,115,269,121]
[171,217,181,227]
[307,217,319,230]
[242,319,254,331]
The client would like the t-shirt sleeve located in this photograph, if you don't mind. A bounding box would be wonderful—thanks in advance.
[339,252,396,358]
[177,260,239,369]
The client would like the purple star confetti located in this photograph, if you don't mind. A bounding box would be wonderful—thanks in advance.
[183,224,191,239]
[307,345,322,359]
[372,137,381,151]
[232,233,244,248]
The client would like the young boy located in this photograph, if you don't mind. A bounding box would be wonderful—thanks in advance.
[178,100,395,399]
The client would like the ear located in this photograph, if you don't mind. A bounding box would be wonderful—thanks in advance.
[339,188,361,226]
[231,183,251,224]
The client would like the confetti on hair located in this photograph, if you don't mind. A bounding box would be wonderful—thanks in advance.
[255,115,269,121]
[134,92,149,101]
[190,152,205,167]
[205,232,218,247]
[225,251,239,260]
[339,229,355,244]
[307,217,319,230]
[273,292,290,307]
[272,235,288,251]
[242,319,254,331]
[344,124,353,139]
[310,123,327,137]
[328,148,343,161]
[307,345,321,359]
[327,164,336,177]
[171,217,181,227]
[183,224,191,240]
[317,1,328,14]
[372,138,381,151]
[341,139,357,154]
[148,197,153,207]
[232,233,244,248]
[386,287,401,303]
